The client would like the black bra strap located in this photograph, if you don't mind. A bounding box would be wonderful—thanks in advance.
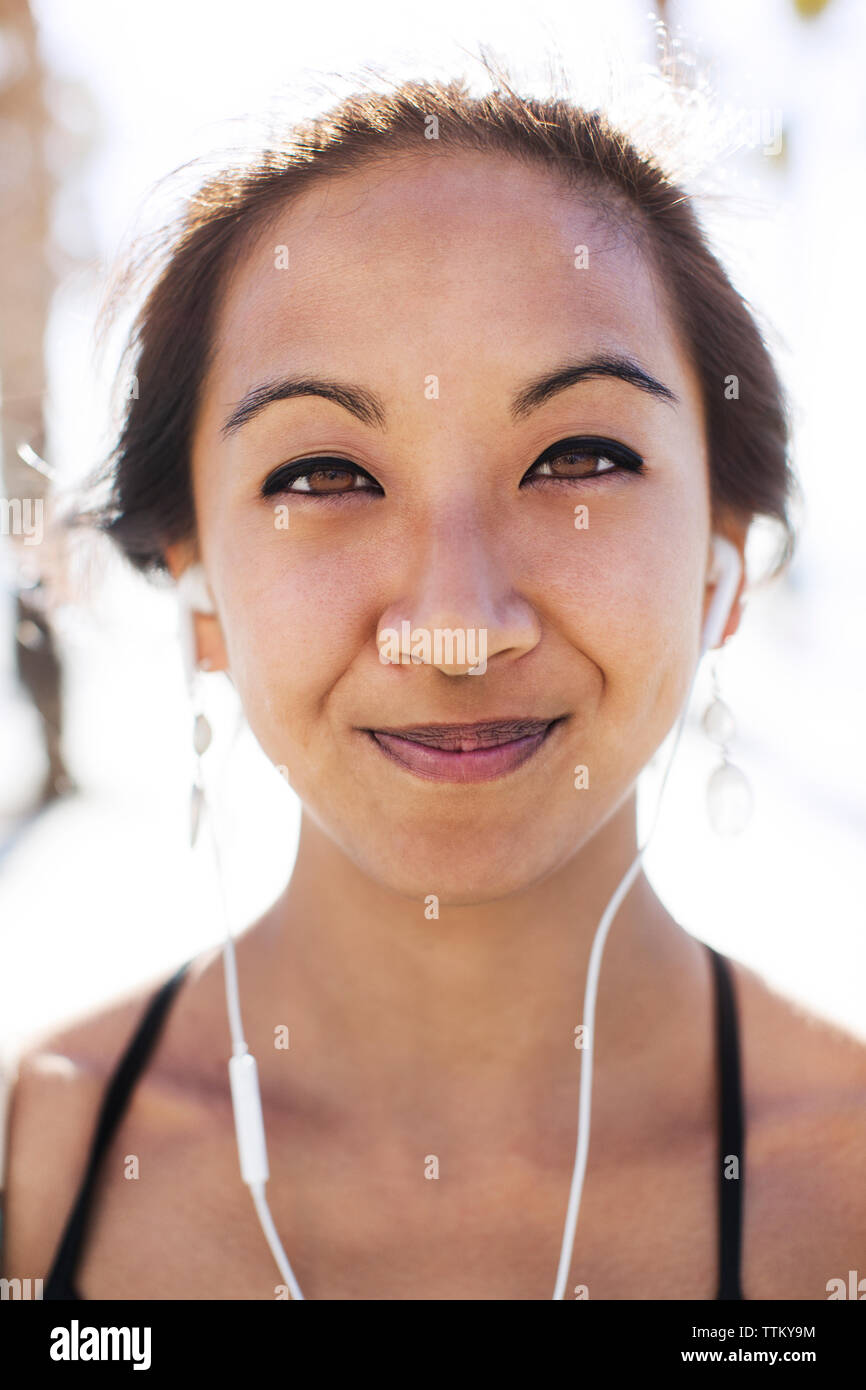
[43,959,193,1295]
[706,944,745,1300]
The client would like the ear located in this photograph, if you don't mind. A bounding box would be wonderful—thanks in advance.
[704,520,749,650]
[164,542,230,677]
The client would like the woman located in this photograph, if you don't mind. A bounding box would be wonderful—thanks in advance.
[3,71,865,1302]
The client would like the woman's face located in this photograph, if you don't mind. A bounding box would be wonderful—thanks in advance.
[184,151,729,902]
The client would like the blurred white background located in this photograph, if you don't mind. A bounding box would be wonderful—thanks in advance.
[0,0,864,1085]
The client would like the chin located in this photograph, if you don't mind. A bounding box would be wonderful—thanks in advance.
[345,821,582,907]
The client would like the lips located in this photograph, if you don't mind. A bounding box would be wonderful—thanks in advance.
[369,718,555,751]
[362,717,564,783]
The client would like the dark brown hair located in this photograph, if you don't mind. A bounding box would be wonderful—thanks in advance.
[76,63,799,580]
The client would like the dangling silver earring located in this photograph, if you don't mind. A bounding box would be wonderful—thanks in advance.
[702,654,753,835]
[189,661,213,847]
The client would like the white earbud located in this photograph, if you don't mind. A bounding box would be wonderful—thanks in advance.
[176,562,216,690]
[700,535,742,657]
[176,562,216,616]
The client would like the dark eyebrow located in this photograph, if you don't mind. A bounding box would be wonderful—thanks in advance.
[220,377,386,438]
[509,353,679,421]
[220,352,678,439]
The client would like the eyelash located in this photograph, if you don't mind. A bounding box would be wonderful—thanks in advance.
[259,437,646,501]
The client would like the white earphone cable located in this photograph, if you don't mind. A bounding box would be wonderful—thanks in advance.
[551,653,703,1299]
[196,738,305,1300]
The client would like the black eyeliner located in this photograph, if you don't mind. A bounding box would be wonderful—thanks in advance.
[532,435,645,470]
[260,435,646,499]
[260,457,380,498]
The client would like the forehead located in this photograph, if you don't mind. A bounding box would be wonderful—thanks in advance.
[204,151,695,415]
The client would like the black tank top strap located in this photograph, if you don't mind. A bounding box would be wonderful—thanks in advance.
[705,942,746,1300]
[42,957,194,1300]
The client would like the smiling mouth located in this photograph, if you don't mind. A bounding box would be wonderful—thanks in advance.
[361,717,567,783]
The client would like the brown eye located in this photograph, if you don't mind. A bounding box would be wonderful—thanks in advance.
[523,436,645,487]
[295,464,359,492]
[534,451,616,480]
[261,458,381,498]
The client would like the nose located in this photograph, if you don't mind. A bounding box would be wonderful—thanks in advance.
[376,508,541,676]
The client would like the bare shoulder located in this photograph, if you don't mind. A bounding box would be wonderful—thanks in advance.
[730,952,866,1113]
[1,950,219,1283]
[726,954,866,1298]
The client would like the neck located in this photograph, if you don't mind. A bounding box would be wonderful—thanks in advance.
[251,797,707,1120]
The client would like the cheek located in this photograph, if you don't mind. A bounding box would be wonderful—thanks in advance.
[525,486,704,670]
[520,487,708,803]
[214,536,376,760]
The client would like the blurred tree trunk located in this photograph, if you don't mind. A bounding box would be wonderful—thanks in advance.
[0,0,71,804]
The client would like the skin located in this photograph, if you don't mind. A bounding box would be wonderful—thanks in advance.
[3,151,866,1301]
